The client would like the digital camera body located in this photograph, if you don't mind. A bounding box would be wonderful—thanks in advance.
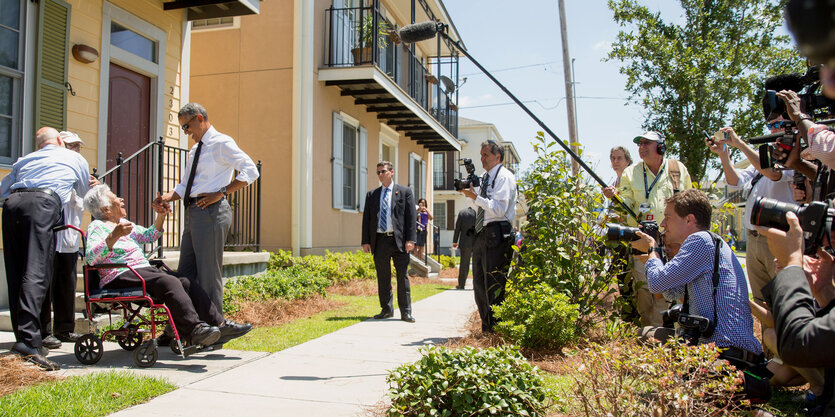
[453,158,481,191]
[750,196,834,255]
[662,304,711,346]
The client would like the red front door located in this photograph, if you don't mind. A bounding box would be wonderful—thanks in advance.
[107,63,151,225]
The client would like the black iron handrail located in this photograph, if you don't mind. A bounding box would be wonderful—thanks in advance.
[324,5,458,137]
[94,138,262,256]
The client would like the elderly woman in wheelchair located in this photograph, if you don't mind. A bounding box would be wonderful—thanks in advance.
[83,184,234,349]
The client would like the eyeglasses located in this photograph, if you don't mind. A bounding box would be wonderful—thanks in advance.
[768,120,792,130]
[181,115,199,131]
[637,140,655,147]
[376,169,389,175]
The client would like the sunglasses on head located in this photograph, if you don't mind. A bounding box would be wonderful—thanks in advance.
[768,120,792,130]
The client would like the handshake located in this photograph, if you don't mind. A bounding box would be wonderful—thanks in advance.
[152,192,173,214]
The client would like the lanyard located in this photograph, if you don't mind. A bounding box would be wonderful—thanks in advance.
[642,161,666,200]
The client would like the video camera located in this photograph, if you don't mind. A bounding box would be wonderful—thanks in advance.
[748,122,798,169]
[662,304,711,346]
[453,158,481,191]
[750,196,835,255]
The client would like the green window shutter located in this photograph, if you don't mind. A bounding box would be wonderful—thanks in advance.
[35,0,71,131]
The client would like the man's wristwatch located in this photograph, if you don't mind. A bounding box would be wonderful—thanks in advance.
[219,186,227,196]
[649,246,663,256]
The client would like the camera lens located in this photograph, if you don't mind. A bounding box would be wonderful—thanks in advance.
[606,223,641,241]
[751,196,802,231]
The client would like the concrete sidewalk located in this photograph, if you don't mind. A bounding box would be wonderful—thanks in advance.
[0,282,475,416]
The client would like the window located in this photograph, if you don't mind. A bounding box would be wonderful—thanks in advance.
[409,153,425,201]
[332,112,367,211]
[0,0,25,164]
[111,22,157,63]
[434,201,446,230]
[433,153,444,188]
[381,143,392,165]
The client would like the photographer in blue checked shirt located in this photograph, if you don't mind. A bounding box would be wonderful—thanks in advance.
[630,190,762,364]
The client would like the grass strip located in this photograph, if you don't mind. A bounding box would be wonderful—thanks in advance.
[0,371,175,417]
[225,283,452,352]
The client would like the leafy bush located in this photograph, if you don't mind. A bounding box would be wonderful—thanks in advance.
[438,255,459,269]
[561,338,748,416]
[514,133,616,331]
[223,268,330,314]
[387,345,550,416]
[267,250,376,284]
[494,283,579,349]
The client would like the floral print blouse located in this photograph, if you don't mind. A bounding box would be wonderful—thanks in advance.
[85,219,162,287]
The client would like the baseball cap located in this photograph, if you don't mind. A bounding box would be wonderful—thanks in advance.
[58,131,84,145]
[633,131,664,144]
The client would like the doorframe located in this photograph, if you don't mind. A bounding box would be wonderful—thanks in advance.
[96,2,167,171]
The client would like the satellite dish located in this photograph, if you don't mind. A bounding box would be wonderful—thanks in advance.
[439,75,456,94]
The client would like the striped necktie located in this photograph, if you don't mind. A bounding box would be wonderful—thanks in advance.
[379,187,389,232]
[474,173,490,234]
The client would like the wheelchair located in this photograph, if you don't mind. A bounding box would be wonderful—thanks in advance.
[64,225,203,368]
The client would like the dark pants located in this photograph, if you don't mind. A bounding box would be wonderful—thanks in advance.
[2,191,62,348]
[373,234,412,315]
[104,267,223,337]
[178,199,232,313]
[472,225,514,332]
[40,252,78,337]
[458,246,472,288]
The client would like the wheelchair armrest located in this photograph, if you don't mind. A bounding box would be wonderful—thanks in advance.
[89,263,129,269]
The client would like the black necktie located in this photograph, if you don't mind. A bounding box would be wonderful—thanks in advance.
[183,141,203,206]
[475,172,490,234]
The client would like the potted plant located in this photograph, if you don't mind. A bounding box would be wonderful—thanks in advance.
[351,14,390,64]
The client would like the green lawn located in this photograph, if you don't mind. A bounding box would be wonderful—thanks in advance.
[0,371,175,417]
[225,282,452,352]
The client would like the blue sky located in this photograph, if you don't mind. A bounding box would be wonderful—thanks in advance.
[441,0,712,183]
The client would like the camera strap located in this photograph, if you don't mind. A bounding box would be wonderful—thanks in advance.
[682,232,722,338]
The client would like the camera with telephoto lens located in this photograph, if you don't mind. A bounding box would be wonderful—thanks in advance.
[662,304,712,346]
[606,220,661,243]
[748,122,798,169]
[750,196,835,255]
[453,158,481,191]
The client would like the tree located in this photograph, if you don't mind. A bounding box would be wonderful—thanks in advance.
[607,0,804,183]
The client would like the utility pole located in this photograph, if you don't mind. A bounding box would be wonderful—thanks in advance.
[557,0,580,176]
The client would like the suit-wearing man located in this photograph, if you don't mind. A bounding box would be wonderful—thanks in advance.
[154,102,255,346]
[461,141,517,332]
[362,161,417,323]
[0,127,92,371]
[452,207,476,289]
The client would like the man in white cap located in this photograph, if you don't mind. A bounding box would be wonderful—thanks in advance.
[40,131,93,349]
[602,131,692,327]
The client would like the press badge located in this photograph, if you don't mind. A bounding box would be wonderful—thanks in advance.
[639,202,651,213]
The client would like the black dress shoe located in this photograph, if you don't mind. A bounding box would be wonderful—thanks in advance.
[373,311,394,319]
[401,314,416,323]
[216,319,252,345]
[42,335,62,349]
[189,323,221,347]
[11,342,60,371]
[55,332,82,343]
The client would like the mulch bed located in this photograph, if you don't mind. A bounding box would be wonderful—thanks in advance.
[0,354,59,397]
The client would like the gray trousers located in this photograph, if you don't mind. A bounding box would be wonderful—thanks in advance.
[457,246,472,288]
[178,199,232,313]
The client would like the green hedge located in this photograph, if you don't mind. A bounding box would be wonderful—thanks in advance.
[268,250,376,284]
[387,345,549,416]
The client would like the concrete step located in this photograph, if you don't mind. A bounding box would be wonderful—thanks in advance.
[0,308,119,333]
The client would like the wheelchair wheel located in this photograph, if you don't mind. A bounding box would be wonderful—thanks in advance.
[117,325,142,351]
[170,338,182,355]
[133,340,158,368]
[75,334,103,365]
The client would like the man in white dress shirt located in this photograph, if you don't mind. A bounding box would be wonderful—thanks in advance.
[154,103,258,346]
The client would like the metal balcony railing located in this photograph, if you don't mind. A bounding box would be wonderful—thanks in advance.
[324,5,458,137]
[95,138,262,257]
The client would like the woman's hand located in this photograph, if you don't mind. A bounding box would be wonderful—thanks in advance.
[106,220,133,249]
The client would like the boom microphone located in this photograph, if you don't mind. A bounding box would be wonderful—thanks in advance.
[398,21,442,43]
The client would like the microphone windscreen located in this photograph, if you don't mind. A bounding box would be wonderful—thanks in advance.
[398,22,439,43]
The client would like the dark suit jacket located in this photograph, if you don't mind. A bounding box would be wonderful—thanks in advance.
[361,184,416,253]
[452,207,476,249]
[763,266,835,368]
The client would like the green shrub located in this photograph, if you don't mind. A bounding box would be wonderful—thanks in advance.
[267,250,294,270]
[438,255,459,269]
[514,132,616,333]
[223,268,330,314]
[494,282,579,349]
[562,338,748,416]
[267,250,376,284]
[387,345,550,416]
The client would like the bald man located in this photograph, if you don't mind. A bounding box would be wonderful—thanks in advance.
[0,127,93,370]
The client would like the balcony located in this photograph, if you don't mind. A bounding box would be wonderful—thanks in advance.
[320,5,460,152]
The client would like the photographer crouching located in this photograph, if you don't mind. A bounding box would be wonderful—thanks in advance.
[630,190,765,372]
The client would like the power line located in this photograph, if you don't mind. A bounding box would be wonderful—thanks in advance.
[460,61,560,77]
[458,96,628,110]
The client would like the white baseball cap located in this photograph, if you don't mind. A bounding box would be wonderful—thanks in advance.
[58,131,84,145]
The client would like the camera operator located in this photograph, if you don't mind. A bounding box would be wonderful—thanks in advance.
[604,131,692,327]
[706,122,794,303]
[631,190,762,360]
[759,212,835,414]
[459,140,517,333]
